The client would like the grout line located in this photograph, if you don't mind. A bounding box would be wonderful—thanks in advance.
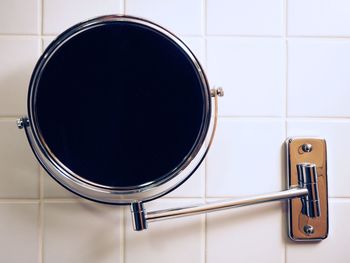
[286,116,350,120]
[287,35,350,39]
[0,199,40,204]
[284,1,289,122]
[0,196,212,202]
[203,36,208,72]
[150,196,208,200]
[40,36,44,56]
[39,168,44,263]
[37,0,41,37]
[42,198,82,203]
[2,33,350,40]
[218,116,285,120]
[2,116,350,121]
[0,116,23,120]
[284,0,288,262]
[202,0,208,78]
[0,34,41,37]
[120,0,125,15]
[120,207,125,263]
[40,0,44,35]
[202,212,207,263]
[204,152,208,199]
[2,196,350,202]
[329,196,350,200]
[202,0,207,36]
[206,34,284,38]
[219,116,350,120]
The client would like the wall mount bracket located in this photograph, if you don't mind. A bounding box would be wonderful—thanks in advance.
[130,137,329,242]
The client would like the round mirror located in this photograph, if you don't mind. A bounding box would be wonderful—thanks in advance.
[24,15,213,204]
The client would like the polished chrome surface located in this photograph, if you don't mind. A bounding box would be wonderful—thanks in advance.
[286,137,328,241]
[22,15,217,204]
[297,163,321,218]
[210,87,224,97]
[131,202,147,231]
[302,143,313,153]
[304,224,314,235]
[16,117,29,129]
[144,187,308,223]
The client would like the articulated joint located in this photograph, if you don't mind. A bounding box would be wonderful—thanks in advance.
[297,163,321,218]
[130,202,147,231]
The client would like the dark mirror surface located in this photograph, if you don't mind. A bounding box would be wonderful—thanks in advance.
[34,21,208,188]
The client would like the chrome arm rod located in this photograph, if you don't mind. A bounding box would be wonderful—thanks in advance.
[146,187,308,223]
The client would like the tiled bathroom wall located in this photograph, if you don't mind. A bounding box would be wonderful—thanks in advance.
[1,0,350,262]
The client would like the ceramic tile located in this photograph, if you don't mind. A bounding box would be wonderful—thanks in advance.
[287,119,350,197]
[207,118,284,197]
[0,37,40,116]
[42,169,77,198]
[43,200,121,263]
[207,0,283,36]
[125,0,203,36]
[288,39,350,117]
[207,37,285,116]
[42,36,56,52]
[0,203,39,263]
[286,200,350,263]
[0,0,39,34]
[43,0,121,35]
[180,36,205,68]
[124,199,204,263]
[206,202,284,263]
[0,120,39,198]
[288,0,350,36]
[166,163,205,198]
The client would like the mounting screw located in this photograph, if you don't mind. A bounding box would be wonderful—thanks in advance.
[304,225,314,235]
[216,87,224,97]
[211,87,224,97]
[302,143,313,153]
[16,117,29,129]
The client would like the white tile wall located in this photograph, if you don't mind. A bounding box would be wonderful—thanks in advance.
[0,37,40,116]
[43,200,121,263]
[124,199,204,263]
[125,0,203,36]
[0,120,39,198]
[207,37,285,117]
[0,0,40,35]
[43,0,122,35]
[207,119,284,197]
[288,0,350,36]
[0,203,39,263]
[43,169,77,198]
[286,200,350,263]
[206,202,284,263]
[207,0,283,36]
[180,36,205,67]
[288,39,350,117]
[1,0,350,262]
[166,164,205,198]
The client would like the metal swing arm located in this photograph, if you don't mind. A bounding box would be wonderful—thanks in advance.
[130,138,329,242]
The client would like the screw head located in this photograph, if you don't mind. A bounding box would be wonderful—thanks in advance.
[304,224,314,235]
[210,87,224,97]
[216,87,224,97]
[16,118,24,129]
[302,143,313,153]
[16,117,29,129]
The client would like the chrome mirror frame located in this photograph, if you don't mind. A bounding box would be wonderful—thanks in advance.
[18,15,219,205]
